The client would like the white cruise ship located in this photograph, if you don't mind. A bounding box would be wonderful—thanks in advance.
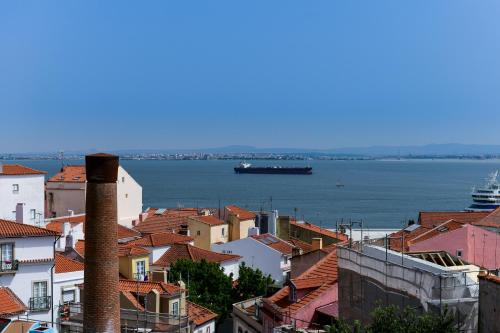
[466,171,500,212]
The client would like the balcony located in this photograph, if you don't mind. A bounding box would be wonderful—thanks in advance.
[29,296,51,312]
[59,303,190,333]
[0,260,19,274]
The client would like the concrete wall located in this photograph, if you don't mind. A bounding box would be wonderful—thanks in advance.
[46,183,85,218]
[290,250,327,279]
[478,276,500,333]
[337,245,481,331]
[212,238,285,284]
[220,259,241,280]
[0,174,45,225]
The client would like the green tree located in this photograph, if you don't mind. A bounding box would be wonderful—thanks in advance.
[324,305,457,333]
[168,259,233,321]
[233,262,274,302]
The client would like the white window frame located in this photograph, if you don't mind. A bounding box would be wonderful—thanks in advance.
[0,243,14,270]
[172,301,179,316]
[12,184,19,194]
[31,280,49,311]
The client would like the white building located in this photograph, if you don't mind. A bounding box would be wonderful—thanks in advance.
[53,253,84,328]
[46,165,142,227]
[0,164,46,226]
[0,218,60,325]
[212,233,295,285]
[150,243,242,280]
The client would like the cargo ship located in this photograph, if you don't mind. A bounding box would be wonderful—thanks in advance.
[234,162,312,175]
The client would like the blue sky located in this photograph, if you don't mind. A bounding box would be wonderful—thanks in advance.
[1,1,500,152]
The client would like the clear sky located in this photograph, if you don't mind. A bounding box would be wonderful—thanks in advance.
[1,1,500,153]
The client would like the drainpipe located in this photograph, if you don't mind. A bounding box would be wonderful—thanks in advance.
[51,234,61,329]
[83,153,120,333]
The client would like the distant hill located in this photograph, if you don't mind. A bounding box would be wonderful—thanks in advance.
[4,143,500,157]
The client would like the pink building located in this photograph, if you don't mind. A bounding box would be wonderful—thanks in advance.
[260,250,338,332]
[409,224,500,270]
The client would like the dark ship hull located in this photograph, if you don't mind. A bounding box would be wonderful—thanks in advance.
[234,166,312,175]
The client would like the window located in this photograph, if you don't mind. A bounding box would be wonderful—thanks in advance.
[172,301,179,316]
[197,230,201,236]
[238,328,243,333]
[135,260,146,281]
[283,256,288,265]
[62,289,76,303]
[456,249,463,258]
[125,193,128,198]
[30,209,36,220]
[122,176,125,183]
[31,281,49,311]
[12,184,19,194]
[222,227,225,236]
[0,243,14,271]
[206,327,210,333]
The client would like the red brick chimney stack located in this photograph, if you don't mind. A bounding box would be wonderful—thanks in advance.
[83,153,120,333]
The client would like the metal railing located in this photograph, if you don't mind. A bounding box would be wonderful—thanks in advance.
[29,296,51,311]
[0,259,19,272]
[59,303,190,333]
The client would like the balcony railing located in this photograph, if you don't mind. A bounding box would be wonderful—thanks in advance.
[29,296,51,311]
[0,260,18,273]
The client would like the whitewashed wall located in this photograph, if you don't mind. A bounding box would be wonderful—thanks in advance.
[212,238,284,284]
[0,174,45,225]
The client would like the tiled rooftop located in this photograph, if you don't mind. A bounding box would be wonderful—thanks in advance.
[126,232,193,247]
[0,164,46,176]
[418,211,489,228]
[187,301,218,326]
[47,165,86,183]
[118,279,181,295]
[264,249,338,315]
[189,215,226,226]
[153,243,241,267]
[288,238,313,253]
[134,215,191,234]
[290,220,349,242]
[55,253,84,273]
[251,233,295,255]
[0,287,26,317]
[0,219,59,238]
[118,246,150,257]
[225,205,256,220]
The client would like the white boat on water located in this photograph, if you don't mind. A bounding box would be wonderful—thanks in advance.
[466,171,500,212]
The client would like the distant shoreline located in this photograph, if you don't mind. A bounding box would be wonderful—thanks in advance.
[2,154,500,162]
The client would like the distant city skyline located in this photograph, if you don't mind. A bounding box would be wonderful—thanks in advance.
[2,1,500,152]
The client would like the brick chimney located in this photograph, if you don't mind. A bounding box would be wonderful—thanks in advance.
[83,153,120,333]
[311,237,323,251]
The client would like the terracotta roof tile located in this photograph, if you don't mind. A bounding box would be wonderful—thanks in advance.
[0,164,46,176]
[474,207,500,228]
[47,165,86,183]
[187,301,218,326]
[0,219,59,238]
[390,220,465,252]
[118,279,181,295]
[55,253,84,273]
[189,215,226,226]
[0,287,26,317]
[126,232,193,247]
[251,233,295,255]
[478,272,500,284]
[291,220,349,242]
[134,215,191,234]
[118,245,150,257]
[153,243,240,267]
[74,240,85,258]
[19,258,53,264]
[290,276,327,290]
[121,290,145,311]
[264,250,338,315]
[45,214,86,233]
[418,211,489,228]
[117,224,141,240]
[288,238,313,253]
[225,205,256,220]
